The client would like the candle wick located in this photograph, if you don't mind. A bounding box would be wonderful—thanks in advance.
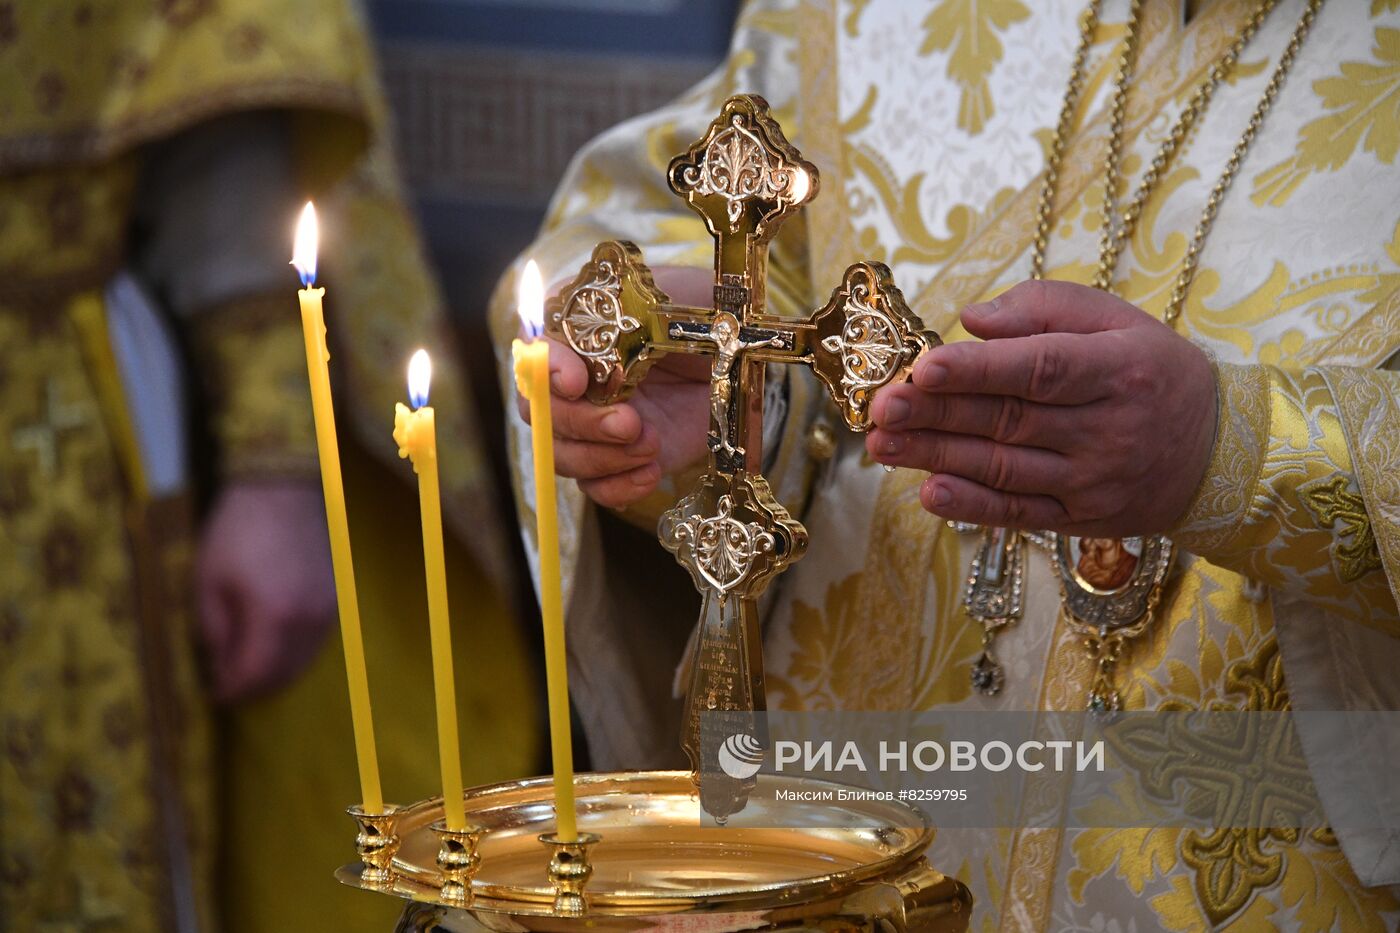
[292,260,315,288]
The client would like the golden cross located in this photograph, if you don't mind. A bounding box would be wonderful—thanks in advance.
[13,377,93,478]
[546,95,940,819]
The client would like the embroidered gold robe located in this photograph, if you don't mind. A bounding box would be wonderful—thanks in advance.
[0,3,538,930]
[493,0,1400,929]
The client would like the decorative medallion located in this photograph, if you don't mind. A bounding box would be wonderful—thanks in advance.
[674,115,809,231]
[667,95,817,242]
[1051,534,1175,713]
[553,254,638,379]
[667,494,775,600]
[808,262,936,431]
[821,282,903,411]
[546,240,669,402]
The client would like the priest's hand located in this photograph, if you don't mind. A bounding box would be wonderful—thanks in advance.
[516,266,714,509]
[867,280,1218,536]
[196,481,338,702]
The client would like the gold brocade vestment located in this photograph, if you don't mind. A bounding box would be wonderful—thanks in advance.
[494,0,1400,929]
[0,3,538,931]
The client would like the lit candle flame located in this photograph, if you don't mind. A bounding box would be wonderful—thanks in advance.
[518,259,545,339]
[292,201,319,287]
[408,349,432,409]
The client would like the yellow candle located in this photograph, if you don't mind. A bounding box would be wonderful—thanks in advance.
[393,350,467,832]
[292,202,383,813]
[511,260,577,841]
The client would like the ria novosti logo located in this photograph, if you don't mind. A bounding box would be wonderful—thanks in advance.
[717,733,765,780]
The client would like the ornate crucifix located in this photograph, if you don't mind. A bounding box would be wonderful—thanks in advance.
[545,95,940,819]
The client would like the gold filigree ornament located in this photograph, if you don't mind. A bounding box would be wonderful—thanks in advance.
[662,485,797,603]
[671,104,813,232]
[553,249,640,379]
[547,94,939,819]
[812,262,928,427]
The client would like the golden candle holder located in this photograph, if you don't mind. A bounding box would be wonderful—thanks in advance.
[346,804,401,887]
[430,819,487,905]
[538,831,601,915]
[337,771,970,931]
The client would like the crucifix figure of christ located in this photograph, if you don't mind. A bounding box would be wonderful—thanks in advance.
[545,95,941,820]
[672,311,787,458]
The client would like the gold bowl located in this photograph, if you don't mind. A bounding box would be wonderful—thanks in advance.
[337,770,970,931]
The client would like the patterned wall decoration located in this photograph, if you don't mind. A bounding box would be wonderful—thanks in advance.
[370,0,739,209]
[380,43,715,204]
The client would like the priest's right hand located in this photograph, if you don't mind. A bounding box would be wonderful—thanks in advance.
[515,266,713,509]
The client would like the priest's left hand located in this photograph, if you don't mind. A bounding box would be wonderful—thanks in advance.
[196,481,338,702]
[867,280,1218,536]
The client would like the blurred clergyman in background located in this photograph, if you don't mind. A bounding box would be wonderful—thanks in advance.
[0,2,537,931]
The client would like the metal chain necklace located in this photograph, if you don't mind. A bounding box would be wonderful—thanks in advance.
[965,0,1323,709]
[1038,0,1327,320]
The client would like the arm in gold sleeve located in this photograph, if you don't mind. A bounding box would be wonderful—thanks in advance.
[183,293,320,479]
[133,112,319,481]
[1171,361,1400,635]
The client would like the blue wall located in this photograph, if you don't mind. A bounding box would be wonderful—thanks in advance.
[368,0,742,57]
